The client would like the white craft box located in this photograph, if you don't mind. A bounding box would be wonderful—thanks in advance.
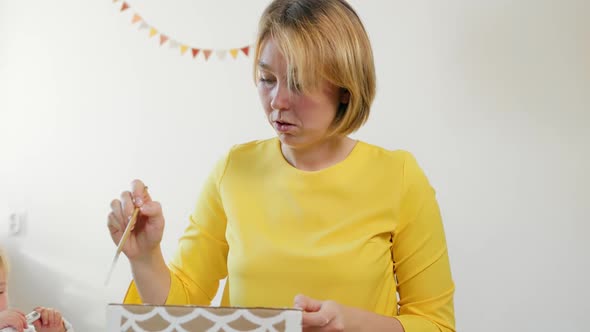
[106,304,302,332]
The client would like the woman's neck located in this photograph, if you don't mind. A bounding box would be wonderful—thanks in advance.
[281,136,357,171]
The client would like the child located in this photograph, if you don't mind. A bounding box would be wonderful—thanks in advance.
[0,248,73,332]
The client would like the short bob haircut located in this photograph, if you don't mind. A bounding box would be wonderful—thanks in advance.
[254,0,376,136]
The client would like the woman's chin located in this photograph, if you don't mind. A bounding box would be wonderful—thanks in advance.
[277,132,303,147]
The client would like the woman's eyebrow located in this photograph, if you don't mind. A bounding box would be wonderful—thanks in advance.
[257,61,273,71]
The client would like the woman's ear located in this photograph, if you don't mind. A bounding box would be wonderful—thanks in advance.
[340,88,350,104]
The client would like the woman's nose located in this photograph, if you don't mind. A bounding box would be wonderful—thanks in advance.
[270,83,291,111]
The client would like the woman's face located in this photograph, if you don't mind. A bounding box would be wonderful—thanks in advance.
[257,38,345,149]
[0,267,7,311]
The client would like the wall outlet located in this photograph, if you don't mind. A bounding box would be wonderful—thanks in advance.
[9,213,21,235]
[3,210,27,237]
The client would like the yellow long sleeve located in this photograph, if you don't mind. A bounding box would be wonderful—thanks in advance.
[123,154,230,305]
[123,138,455,331]
[393,152,455,331]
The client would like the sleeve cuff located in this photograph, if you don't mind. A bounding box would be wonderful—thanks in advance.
[165,268,189,305]
[122,268,188,305]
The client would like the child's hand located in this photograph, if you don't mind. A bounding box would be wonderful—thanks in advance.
[32,307,65,332]
[0,309,27,332]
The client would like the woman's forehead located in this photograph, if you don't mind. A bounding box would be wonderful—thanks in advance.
[258,41,287,68]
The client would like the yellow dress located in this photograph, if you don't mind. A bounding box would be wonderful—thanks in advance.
[124,138,455,331]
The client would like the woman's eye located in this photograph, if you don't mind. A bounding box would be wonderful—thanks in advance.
[259,77,275,84]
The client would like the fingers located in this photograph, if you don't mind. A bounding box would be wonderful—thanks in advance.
[55,311,62,327]
[302,312,331,328]
[294,294,323,312]
[139,201,162,217]
[110,198,124,224]
[50,310,62,327]
[40,307,50,326]
[109,189,135,233]
[108,198,125,239]
[36,307,63,328]
[131,179,151,207]
[50,309,57,327]
[295,295,339,329]
[107,210,121,234]
[5,310,26,331]
[13,319,25,332]
[108,180,161,250]
[13,310,26,330]
[120,190,135,224]
[11,309,25,316]
[33,308,43,330]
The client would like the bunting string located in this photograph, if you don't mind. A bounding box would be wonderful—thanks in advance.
[112,0,252,61]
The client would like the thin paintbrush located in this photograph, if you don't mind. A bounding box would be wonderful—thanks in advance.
[105,206,140,285]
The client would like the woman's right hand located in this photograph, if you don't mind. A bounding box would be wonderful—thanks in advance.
[107,179,165,261]
[0,309,27,332]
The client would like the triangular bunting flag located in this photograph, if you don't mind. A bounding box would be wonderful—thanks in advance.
[216,50,227,60]
[149,28,158,37]
[112,1,253,62]
[131,14,142,24]
[203,50,213,61]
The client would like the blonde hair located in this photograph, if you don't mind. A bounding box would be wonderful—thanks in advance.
[0,247,8,274]
[254,0,376,135]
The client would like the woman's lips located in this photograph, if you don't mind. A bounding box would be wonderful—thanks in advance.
[274,121,296,132]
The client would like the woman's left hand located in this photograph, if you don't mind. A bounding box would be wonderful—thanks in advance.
[294,294,352,332]
[32,307,66,332]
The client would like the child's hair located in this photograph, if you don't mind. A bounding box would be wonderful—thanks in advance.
[0,247,8,274]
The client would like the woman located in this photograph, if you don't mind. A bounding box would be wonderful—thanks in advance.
[107,0,455,331]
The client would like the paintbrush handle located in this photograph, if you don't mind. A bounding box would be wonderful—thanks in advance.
[105,187,148,286]
[105,207,139,285]
[116,207,140,255]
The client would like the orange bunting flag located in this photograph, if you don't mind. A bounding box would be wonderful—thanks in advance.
[149,28,158,37]
[131,14,142,24]
[203,50,213,61]
[159,35,169,45]
[229,49,239,59]
[120,2,129,12]
[191,48,200,58]
[241,46,250,56]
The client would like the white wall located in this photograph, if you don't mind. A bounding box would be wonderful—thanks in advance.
[1,0,588,331]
